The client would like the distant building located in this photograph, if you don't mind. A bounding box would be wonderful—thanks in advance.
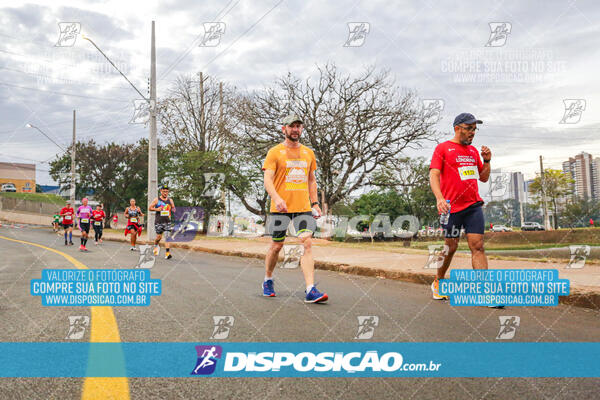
[39,185,60,194]
[509,172,525,203]
[0,162,36,192]
[562,152,594,200]
[593,158,600,201]
[524,179,535,204]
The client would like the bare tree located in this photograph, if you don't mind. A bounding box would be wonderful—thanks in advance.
[158,73,237,231]
[231,63,439,213]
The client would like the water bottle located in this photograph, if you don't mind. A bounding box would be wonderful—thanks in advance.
[439,200,451,225]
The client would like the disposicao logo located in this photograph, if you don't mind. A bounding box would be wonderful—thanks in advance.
[191,345,222,375]
[223,350,404,373]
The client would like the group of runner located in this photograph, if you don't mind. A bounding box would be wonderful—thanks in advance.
[58,198,105,250]
[260,112,493,304]
[56,186,175,258]
[50,112,492,304]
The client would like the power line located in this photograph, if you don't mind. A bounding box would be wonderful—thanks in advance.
[0,81,130,102]
[158,0,241,81]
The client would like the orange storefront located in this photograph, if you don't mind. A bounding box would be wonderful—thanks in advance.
[0,162,36,192]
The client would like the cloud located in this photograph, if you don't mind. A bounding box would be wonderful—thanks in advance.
[0,0,598,185]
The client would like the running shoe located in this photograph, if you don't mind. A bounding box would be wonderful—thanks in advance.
[94,241,98,245]
[487,305,505,309]
[431,279,448,300]
[130,247,137,251]
[79,245,85,251]
[69,241,74,245]
[99,239,103,243]
[153,245,159,256]
[165,251,172,260]
[65,240,68,246]
[305,286,328,303]
[262,279,275,297]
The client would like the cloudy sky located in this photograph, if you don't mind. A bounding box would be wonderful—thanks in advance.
[1,0,599,187]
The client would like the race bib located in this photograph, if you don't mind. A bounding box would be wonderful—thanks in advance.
[130,218,138,223]
[64,215,72,220]
[81,218,89,223]
[94,221,101,226]
[160,210,170,216]
[458,166,479,181]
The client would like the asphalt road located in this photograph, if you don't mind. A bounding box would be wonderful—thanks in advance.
[1,226,599,400]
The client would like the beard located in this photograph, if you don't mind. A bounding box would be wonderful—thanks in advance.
[285,132,299,142]
[460,135,473,145]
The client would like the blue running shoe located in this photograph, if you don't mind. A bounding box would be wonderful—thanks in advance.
[262,279,275,297]
[305,286,328,303]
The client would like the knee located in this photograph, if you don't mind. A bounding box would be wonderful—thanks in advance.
[446,242,459,255]
[469,241,485,253]
[270,242,284,253]
[302,237,312,251]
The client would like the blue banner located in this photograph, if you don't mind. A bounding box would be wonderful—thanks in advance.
[439,269,569,306]
[1,342,598,377]
[30,269,161,306]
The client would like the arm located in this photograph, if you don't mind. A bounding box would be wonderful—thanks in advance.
[263,170,287,212]
[169,199,175,213]
[308,170,321,217]
[138,207,144,217]
[479,162,490,183]
[429,169,450,214]
[148,198,159,212]
[124,207,130,217]
[479,146,492,183]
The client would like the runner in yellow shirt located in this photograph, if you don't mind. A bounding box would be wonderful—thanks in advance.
[261,114,327,303]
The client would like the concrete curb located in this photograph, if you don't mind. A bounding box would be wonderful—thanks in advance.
[94,232,600,311]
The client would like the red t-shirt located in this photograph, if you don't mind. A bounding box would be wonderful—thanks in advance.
[60,207,75,223]
[430,140,484,213]
[92,210,105,221]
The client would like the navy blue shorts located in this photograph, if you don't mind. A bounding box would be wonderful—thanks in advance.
[443,202,484,238]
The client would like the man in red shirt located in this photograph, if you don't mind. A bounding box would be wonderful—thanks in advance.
[92,204,106,245]
[59,200,75,246]
[429,113,491,300]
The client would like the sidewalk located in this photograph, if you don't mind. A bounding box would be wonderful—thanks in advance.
[90,229,600,310]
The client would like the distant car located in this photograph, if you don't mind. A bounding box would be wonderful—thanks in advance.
[1,183,16,192]
[491,224,512,232]
[521,222,545,231]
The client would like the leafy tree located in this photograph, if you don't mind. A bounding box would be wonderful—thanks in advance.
[350,190,409,241]
[49,139,171,226]
[371,157,437,226]
[561,198,600,227]
[528,169,573,229]
[158,74,236,231]
[484,199,520,227]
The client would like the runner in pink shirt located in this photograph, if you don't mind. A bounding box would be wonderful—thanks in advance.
[76,198,93,251]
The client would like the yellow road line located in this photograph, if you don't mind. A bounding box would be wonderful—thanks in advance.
[0,235,130,400]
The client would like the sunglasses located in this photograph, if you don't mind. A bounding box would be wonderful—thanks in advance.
[459,125,478,132]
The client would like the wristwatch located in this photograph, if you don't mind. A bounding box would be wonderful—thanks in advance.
[484,159,491,163]
[311,201,319,207]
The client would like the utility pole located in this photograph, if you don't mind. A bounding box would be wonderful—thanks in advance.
[70,110,76,204]
[219,81,227,215]
[147,21,158,240]
[539,155,550,230]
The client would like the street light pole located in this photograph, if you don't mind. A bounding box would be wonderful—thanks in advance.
[25,122,73,199]
[70,110,76,204]
[82,22,158,240]
[147,21,158,241]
